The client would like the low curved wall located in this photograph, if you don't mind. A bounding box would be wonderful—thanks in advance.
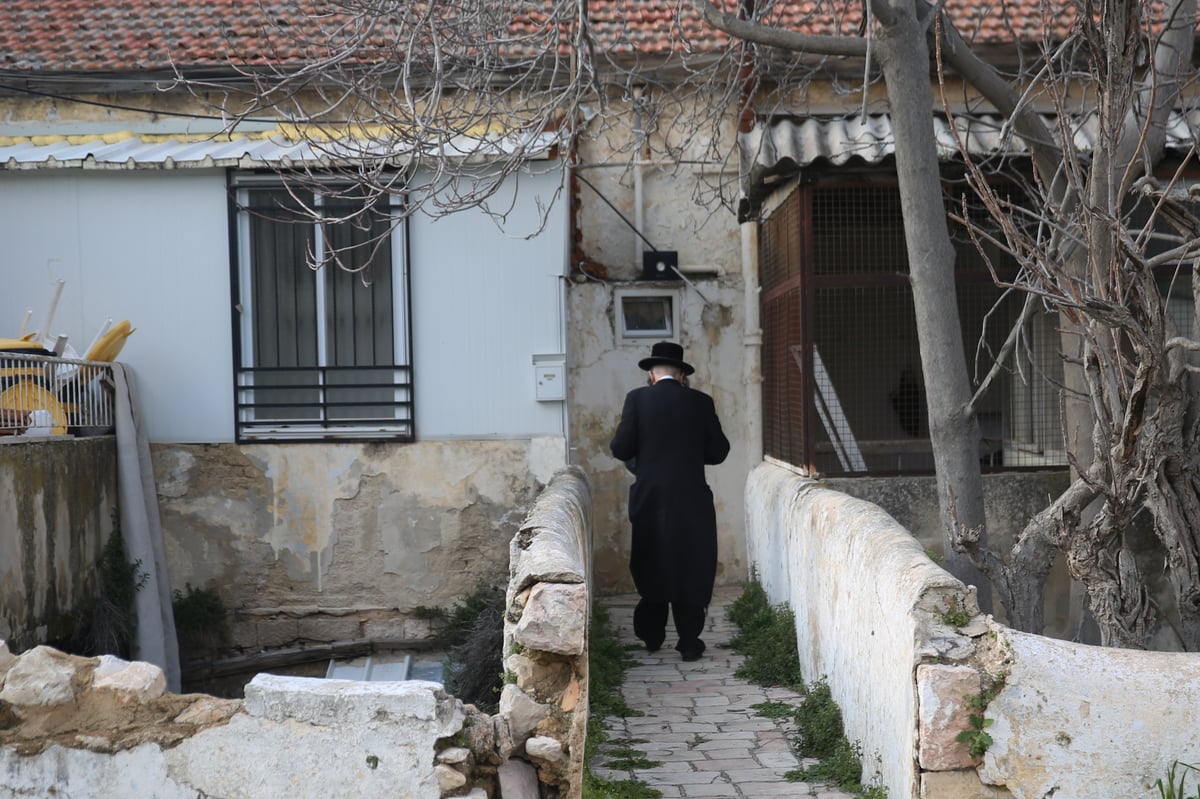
[745,461,1200,799]
[499,464,591,798]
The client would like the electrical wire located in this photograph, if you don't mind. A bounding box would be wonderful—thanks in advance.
[0,81,283,125]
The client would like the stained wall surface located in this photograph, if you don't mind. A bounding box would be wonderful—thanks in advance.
[0,438,116,651]
[154,437,567,650]
[570,96,750,594]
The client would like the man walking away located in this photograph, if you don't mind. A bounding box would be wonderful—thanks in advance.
[610,341,730,661]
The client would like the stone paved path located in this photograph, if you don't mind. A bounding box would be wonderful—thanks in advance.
[590,589,858,798]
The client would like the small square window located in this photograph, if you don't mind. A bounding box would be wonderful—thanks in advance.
[617,290,678,339]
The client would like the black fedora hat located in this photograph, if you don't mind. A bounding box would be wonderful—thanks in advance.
[638,341,695,375]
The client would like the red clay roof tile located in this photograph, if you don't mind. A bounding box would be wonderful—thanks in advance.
[0,0,1132,75]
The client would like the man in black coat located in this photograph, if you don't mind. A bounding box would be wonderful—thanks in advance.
[610,341,730,661]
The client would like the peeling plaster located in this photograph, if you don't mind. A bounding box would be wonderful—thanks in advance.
[247,445,366,589]
[155,439,561,624]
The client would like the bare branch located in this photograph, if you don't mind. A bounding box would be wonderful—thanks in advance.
[688,0,870,58]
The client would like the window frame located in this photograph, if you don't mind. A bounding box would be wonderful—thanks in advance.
[228,172,415,443]
[615,286,681,340]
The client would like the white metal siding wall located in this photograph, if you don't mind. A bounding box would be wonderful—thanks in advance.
[0,164,568,443]
[409,165,567,438]
[0,170,235,443]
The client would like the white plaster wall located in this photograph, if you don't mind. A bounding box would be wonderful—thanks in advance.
[0,170,234,444]
[745,461,970,799]
[980,626,1200,799]
[0,165,569,444]
[409,164,568,439]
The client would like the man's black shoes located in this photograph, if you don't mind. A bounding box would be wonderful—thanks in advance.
[677,640,706,662]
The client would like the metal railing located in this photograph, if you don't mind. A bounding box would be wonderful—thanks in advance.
[235,364,414,441]
[0,352,116,437]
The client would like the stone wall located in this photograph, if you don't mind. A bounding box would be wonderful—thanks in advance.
[498,466,591,798]
[746,461,1200,799]
[0,437,116,651]
[0,644,466,799]
[0,465,593,799]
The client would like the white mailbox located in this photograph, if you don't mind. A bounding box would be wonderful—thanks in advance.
[533,354,566,401]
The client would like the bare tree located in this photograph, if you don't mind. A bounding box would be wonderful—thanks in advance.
[938,0,1200,648]
[190,0,1200,647]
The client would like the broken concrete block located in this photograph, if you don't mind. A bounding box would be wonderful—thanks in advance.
[917,664,982,770]
[499,684,551,745]
[498,758,541,799]
[434,763,467,792]
[244,673,464,738]
[512,582,586,656]
[93,656,167,702]
[0,646,79,707]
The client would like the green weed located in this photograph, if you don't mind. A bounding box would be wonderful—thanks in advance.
[584,605,660,799]
[730,579,886,799]
[172,583,229,658]
[724,579,803,688]
[791,737,863,792]
[794,680,845,760]
[439,585,506,714]
[1155,761,1200,799]
[61,529,148,659]
[956,713,994,759]
[752,700,794,719]
[956,671,1007,760]
[941,608,972,628]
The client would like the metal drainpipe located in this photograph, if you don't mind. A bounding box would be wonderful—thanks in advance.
[737,0,762,466]
[741,219,763,465]
[633,87,645,272]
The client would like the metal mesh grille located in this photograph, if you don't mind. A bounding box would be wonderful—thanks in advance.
[760,180,1068,476]
[761,190,805,466]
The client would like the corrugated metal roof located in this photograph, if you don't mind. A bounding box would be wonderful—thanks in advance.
[741,110,1200,175]
[0,129,558,169]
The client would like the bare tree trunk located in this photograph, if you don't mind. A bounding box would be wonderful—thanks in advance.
[874,0,991,612]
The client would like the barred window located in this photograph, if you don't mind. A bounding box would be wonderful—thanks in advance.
[231,176,413,442]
